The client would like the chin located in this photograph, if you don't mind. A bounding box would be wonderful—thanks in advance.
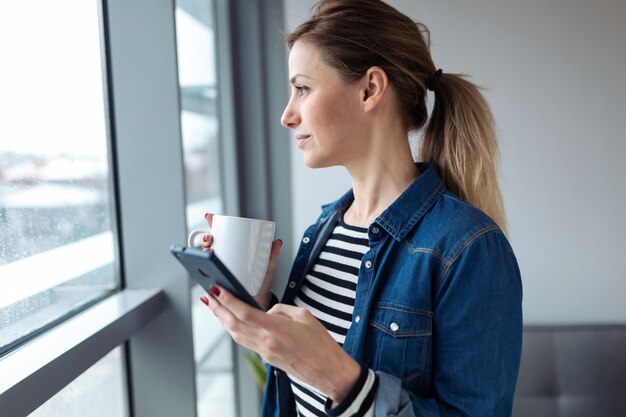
[302,153,336,169]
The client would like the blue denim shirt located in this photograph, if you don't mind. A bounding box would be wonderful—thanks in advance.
[262,163,523,417]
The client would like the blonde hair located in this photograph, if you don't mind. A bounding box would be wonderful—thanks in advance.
[287,0,507,233]
[421,73,507,233]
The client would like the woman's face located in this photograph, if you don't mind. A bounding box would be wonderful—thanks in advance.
[281,41,366,168]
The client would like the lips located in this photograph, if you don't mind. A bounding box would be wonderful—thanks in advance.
[296,134,311,149]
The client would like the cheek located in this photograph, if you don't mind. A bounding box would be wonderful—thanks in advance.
[309,91,359,133]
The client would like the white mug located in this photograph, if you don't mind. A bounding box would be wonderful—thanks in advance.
[187,215,275,296]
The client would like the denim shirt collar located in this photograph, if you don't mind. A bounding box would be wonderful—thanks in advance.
[319,163,446,241]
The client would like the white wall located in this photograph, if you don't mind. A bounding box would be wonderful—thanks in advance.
[283,0,626,324]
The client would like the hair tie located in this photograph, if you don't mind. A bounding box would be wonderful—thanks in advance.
[427,68,443,91]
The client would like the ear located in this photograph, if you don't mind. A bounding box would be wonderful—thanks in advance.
[361,66,389,112]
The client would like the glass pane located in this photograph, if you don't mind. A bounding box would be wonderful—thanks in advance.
[29,346,128,417]
[192,285,236,417]
[0,0,117,355]
[175,2,235,416]
[176,0,224,230]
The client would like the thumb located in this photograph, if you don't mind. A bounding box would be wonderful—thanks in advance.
[266,303,301,318]
[204,212,214,228]
[267,239,282,269]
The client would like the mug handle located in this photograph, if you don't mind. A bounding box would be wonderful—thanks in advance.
[188,228,211,248]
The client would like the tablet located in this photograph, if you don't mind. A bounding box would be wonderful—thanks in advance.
[170,245,261,309]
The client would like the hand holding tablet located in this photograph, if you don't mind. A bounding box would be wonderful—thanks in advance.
[170,245,261,309]
[172,214,277,309]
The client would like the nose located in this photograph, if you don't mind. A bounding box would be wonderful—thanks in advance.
[280,99,300,129]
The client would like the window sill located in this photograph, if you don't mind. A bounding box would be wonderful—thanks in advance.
[0,288,166,417]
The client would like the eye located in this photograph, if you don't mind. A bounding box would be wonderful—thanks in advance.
[295,85,309,96]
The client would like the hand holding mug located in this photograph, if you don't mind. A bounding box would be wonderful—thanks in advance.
[189,213,281,310]
[192,213,215,252]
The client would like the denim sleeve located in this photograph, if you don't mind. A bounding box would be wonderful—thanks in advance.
[373,228,523,416]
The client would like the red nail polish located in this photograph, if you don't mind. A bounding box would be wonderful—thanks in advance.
[209,285,220,297]
[202,234,209,242]
[200,296,209,305]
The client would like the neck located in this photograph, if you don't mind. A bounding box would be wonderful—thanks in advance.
[343,133,419,228]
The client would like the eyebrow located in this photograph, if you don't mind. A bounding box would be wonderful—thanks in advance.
[289,74,313,85]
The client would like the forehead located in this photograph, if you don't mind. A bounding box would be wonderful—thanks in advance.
[288,41,331,79]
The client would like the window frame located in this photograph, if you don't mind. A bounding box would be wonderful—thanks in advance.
[0,0,291,416]
[0,0,198,414]
[0,289,166,417]
[0,0,123,358]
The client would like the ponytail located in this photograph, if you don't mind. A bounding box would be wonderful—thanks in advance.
[420,73,507,234]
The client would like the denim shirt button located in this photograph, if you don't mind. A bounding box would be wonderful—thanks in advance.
[302,236,310,244]
[390,322,400,332]
[288,281,296,289]
[354,315,361,323]
[364,260,372,269]
[371,226,380,234]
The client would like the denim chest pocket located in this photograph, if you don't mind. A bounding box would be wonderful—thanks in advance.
[365,302,433,382]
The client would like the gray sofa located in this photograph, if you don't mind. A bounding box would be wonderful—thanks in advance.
[512,325,626,417]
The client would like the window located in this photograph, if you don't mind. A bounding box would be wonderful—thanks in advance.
[175,1,236,416]
[176,0,224,227]
[0,0,118,355]
[28,347,128,417]
[0,1,287,416]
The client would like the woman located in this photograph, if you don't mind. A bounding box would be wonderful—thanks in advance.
[199,1,523,416]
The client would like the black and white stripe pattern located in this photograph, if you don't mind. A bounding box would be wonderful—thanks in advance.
[287,218,376,417]
[295,219,369,345]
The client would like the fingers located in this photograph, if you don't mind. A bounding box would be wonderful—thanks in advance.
[207,285,269,326]
[267,303,294,316]
[200,213,214,251]
[254,239,283,309]
[203,287,269,350]
[267,303,310,321]
[200,233,213,251]
[265,239,283,277]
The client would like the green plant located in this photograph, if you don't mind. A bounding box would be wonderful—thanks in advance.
[245,353,267,391]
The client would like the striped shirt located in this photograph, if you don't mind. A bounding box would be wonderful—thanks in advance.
[287,217,378,417]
